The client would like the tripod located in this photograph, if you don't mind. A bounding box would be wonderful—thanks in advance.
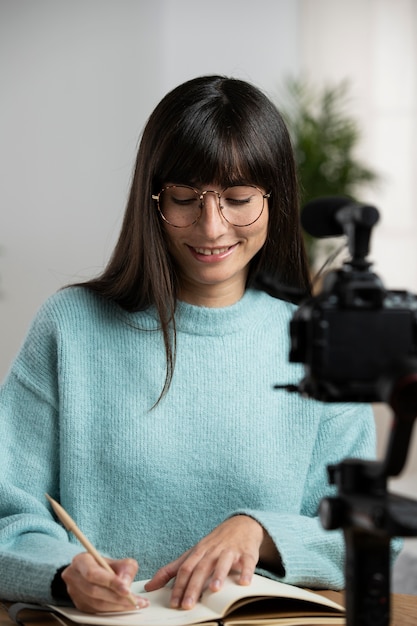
[320,362,417,626]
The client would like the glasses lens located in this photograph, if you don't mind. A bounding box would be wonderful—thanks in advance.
[220,186,265,226]
[159,186,200,227]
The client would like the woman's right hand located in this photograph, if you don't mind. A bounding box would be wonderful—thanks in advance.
[61,553,149,613]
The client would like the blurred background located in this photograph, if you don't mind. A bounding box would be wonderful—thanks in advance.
[1,0,417,590]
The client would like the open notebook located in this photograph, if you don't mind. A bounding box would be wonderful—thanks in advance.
[48,573,345,626]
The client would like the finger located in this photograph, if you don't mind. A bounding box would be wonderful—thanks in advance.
[69,584,140,613]
[76,593,144,613]
[62,569,125,612]
[66,553,113,590]
[110,558,139,595]
[208,549,236,592]
[145,552,190,591]
[170,550,219,610]
[236,552,258,586]
[65,572,148,613]
[175,548,257,610]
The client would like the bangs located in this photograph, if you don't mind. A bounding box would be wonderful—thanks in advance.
[154,115,273,191]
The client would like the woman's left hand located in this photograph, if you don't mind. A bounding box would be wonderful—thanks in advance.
[144,515,267,610]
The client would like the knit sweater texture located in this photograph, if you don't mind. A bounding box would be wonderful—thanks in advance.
[0,287,376,603]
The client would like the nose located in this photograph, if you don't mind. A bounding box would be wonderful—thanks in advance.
[198,191,228,236]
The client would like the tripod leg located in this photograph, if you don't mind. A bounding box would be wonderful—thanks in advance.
[344,528,391,626]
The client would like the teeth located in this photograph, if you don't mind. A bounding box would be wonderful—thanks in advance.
[194,247,230,256]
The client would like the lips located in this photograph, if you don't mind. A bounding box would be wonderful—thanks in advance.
[187,243,238,262]
[193,246,231,256]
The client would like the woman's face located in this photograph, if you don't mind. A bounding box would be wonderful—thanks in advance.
[161,184,269,307]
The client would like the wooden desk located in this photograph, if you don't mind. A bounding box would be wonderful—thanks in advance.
[2,594,417,626]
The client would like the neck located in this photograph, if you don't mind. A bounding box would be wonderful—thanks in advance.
[178,278,246,308]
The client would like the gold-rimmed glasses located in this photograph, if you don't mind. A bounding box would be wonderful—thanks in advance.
[152,184,271,228]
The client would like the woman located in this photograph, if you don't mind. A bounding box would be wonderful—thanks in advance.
[0,75,375,613]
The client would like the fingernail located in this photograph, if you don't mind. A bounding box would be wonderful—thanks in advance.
[182,596,195,609]
[136,597,149,608]
[211,578,221,591]
[170,597,180,609]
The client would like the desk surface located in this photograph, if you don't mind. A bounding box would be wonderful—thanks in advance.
[2,594,417,626]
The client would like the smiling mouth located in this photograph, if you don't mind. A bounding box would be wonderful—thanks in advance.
[193,245,234,256]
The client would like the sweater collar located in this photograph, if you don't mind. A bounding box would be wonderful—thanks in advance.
[171,289,268,336]
[139,289,269,336]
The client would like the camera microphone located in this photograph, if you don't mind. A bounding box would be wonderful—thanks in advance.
[301,196,379,238]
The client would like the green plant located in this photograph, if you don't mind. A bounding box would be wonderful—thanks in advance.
[279,77,379,265]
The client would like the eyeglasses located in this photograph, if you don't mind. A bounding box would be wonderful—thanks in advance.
[152,184,270,228]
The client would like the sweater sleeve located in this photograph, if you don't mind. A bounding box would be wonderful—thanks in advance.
[231,401,379,589]
[0,307,83,603]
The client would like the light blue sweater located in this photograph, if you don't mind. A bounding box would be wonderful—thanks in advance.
[0,287,376,603]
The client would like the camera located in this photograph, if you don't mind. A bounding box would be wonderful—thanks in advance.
[286,196,417,404]
[289,267,417,404]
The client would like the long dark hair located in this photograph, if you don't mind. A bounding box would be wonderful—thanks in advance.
[80,75,311,399]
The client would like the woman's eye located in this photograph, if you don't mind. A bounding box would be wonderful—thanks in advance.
[225,196,252,206]
[172,196,197,206]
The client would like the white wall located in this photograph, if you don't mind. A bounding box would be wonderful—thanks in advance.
[299,0,417,291]
[0,0,299,379]
[0,0,161,374]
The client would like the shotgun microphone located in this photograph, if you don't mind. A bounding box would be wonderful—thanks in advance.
[301,196,379,238]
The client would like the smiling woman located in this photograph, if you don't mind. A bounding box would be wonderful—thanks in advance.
[159,181,270,307]
[83,75,312,392]
[0,76,377,615]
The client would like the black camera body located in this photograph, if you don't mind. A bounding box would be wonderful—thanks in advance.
[289,264,417,403]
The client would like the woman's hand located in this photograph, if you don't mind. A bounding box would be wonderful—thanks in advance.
[61,553,149,613]
[145,515,275,610]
